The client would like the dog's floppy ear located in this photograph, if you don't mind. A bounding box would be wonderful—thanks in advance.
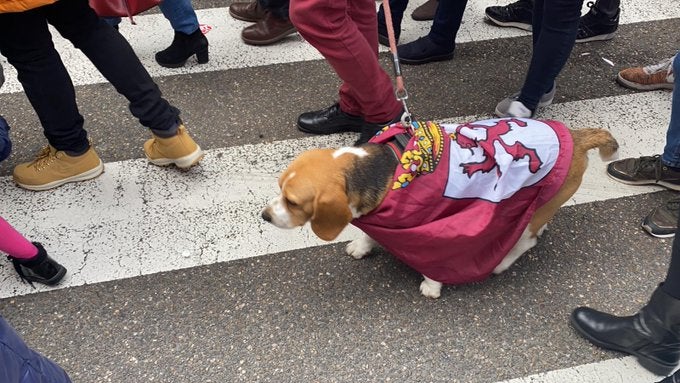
[310,186,353,241]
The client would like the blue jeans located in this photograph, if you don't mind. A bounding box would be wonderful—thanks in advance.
[0,0,180,153]
[518,0,583,111]
[105,0,199,35]
[663,53,680,167]
[379,0,468,50]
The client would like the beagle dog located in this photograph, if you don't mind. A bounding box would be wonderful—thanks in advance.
[262,118,618,298]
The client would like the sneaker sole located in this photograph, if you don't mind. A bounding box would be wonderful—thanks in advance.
[146,147,204,169]
[616,74,675,91]
[15,160,104,191]
[575,32,616,43]
[606,172,680,192]
[484,15,532,31]
[641,222,676,238]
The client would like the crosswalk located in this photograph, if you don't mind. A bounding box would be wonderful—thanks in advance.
[0,1,679,382]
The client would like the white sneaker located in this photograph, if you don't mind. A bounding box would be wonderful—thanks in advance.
[495,82,556,117]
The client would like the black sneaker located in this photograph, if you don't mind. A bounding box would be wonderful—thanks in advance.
[297,103,365,134]
[642,197,680,238]
[575,1,619,43]
[10,242,67,286]
[606,155,680,191]
[657,369,680,383]
[484,0,533,31]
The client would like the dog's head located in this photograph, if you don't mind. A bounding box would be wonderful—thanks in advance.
[262,147,368,241]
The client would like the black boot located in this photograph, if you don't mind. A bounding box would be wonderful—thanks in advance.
[571,285,680,376]
[155,29,209,68]
[9,242,66,286]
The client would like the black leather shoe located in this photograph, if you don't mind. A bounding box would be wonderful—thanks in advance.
[398,35,454,65]
[570,286,680,376]
[297,103,364,134]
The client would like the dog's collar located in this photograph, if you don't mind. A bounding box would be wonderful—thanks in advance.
[384,133,411,162]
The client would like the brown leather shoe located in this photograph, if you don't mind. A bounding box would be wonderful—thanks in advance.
[229,1,265,22]
[411,0,438,21]
[241,12,297,46]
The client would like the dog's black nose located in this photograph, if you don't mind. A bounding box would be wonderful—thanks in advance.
[261,210,272,222]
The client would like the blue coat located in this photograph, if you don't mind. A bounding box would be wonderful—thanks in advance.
[0,316,72,383]
[0,115,11,162]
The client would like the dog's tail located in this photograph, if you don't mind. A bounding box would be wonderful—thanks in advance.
[572,128,619,162]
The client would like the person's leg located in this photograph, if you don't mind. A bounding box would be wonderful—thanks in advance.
[377,0,409,43]
[427,0,468,50]
[47,0,203,169]
[592,0,620,18]
[0,217,66,286]
[290,0,401,124]
[518,0,582,111]
[662,53,680,168]
[155,0,209,66]
[0,216,38,259]
[396,0,467,65]
[0,10,89,154]
[262,0,291,20]
[43,0,180,133]
[159,0,200,34]
[662,201,680,299]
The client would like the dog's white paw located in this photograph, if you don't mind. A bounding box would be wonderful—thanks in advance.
[345,236,376,260]
[419,276,442,299]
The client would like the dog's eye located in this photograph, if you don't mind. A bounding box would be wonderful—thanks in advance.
[285,198,298,208]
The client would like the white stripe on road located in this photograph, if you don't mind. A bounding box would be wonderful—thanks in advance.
[0,90,672,299]
[0,1,678,94]
[493,356,662,383]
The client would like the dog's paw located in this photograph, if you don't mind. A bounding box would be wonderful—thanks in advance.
[345,236,376,259]
[419,277,442,299]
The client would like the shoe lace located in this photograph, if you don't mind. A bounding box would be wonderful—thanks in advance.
[644,56,674,76]
[636,155,665,179]
[7,257,35,288]
[29,146,58,172]
[666,197,680,213]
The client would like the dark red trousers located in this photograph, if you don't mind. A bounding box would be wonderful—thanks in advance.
[289,0,402,123]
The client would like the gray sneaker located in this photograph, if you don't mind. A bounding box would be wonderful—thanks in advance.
[607,155,680,191]
[495,82,556,118]
[642,197,680,238]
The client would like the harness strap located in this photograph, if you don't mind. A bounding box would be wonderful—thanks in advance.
[384,133,411,162]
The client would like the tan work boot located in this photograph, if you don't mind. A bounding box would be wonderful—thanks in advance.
[13,145,104,191]
[144,124,203,168]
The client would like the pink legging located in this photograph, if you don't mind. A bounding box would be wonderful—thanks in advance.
[0,216,38,259]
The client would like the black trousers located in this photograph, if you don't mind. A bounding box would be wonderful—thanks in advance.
[662,211,680,299]
[0,0,179,153]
